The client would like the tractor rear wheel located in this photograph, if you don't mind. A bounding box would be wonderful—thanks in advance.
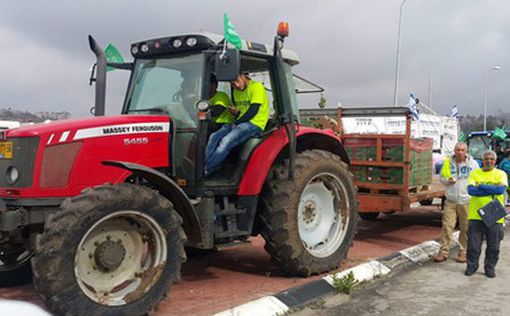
[31,183,186,316]
[259,150,358,276]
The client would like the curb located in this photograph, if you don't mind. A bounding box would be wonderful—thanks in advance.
[213,231,460,316]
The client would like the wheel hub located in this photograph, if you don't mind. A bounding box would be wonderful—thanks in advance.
[94,240,126,272]
[302,202,318,224]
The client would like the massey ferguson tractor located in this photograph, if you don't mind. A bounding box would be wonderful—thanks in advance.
[0,23,358,315]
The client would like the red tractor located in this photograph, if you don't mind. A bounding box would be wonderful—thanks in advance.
[0,23,358,315]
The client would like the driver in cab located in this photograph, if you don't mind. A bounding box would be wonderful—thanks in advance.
[208,74,234,132]
[205,73,269,176]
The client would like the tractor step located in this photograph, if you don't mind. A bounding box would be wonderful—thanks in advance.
[215,209,246,216]
[214,240,252,250]
[215,230,250,238]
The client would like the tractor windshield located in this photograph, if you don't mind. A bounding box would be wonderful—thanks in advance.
[124,54,204,128]
[468,135,490,161]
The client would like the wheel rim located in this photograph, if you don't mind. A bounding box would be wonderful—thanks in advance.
[298,172,350,258]
[75,210,167,306]
[0,242,32,272]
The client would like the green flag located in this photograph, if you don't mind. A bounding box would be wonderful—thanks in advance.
[224,14,242,49]
[104,44,124,72]
[458,131,466,142]
[493,127,507,140]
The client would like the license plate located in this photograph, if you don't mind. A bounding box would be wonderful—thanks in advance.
[0,141,13,159]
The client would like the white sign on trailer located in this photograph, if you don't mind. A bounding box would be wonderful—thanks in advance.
[341,114,458,154]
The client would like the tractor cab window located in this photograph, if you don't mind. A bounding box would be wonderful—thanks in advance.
[469,135,490,161]
[125,54,204,129]
[242,70,275,118]
[125,54,205,186]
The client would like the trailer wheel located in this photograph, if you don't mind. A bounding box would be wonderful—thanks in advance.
[359,212,380,221]
[259,150,358,276]
[32,183,186,316]
[0,242,32,287]
[419,199,434,206]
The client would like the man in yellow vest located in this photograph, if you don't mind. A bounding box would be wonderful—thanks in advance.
[433,143,479,263]
[465,150,507,278]
[208,75,234,131]
[204,73,269,176]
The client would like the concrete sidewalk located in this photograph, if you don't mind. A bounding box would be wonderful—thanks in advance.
[292,225,510,316]
[215,223,454,316]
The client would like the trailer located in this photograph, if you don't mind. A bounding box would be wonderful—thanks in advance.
[300,106,445,220]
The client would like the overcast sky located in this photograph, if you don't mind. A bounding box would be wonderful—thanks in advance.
[0,0,508,118]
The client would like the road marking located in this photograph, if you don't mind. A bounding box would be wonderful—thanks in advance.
[323,260,391,286]
[400,240,440,264]
[213,296,289,316]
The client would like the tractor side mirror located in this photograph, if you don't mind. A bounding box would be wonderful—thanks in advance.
[215,49,240,81]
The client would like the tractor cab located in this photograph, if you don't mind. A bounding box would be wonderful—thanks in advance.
[101,30,303,191]
[467,130,510,166]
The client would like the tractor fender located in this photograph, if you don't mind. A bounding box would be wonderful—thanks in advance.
[102,161,202,238]
[237,127,349,196]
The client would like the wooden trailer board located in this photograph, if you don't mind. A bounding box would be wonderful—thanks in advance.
[300,107,445,219]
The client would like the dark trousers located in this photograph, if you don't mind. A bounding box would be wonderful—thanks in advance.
[466,220,504,273]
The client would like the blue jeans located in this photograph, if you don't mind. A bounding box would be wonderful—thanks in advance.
[205,122,261,175]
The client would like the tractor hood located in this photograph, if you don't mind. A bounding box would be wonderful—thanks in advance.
[5,115,171,144]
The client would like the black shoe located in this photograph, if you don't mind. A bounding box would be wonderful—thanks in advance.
[465,268,477,276]
[485,270,496,278]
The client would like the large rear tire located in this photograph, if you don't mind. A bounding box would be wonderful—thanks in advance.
[259,150,358,276]
[32,183,186,316]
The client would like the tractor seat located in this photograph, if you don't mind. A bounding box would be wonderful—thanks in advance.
[203,118,279,186]
[205,127,277,186]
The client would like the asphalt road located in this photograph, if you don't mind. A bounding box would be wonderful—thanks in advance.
[0,205,444,316]
[293,224,510,316]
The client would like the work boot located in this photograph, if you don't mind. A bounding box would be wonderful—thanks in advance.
[433,253,447,263]
[485,270,496,278]
[465,266,478,276]
[456,253,467,263]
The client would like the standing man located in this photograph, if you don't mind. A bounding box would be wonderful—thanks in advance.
[465,150,507,278]
[433,143,479,263]
[205,73,269,176]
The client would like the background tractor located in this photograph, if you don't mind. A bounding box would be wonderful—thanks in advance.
[0,23,358,315]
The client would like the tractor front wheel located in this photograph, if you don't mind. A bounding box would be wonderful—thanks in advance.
[31,183,186,316]
[0,238,32,286]
[260,150,358,276]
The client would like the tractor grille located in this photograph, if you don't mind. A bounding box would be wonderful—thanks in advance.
[0,137,39,188]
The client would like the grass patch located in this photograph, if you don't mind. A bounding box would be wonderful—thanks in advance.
[331,271,359,294]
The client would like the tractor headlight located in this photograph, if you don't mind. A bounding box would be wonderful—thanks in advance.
[131,45,139,55]
[140,43,149,53]
[186,37,197,47]
[172,38,182,48]
[196,101,210,112]
[6,166,19,184]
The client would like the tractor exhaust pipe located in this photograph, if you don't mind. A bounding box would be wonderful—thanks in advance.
[88,35,106,116]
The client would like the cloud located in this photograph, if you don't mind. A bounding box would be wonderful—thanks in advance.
[0,0,508,118]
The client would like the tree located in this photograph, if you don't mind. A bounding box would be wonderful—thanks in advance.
[318,93,327,109]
